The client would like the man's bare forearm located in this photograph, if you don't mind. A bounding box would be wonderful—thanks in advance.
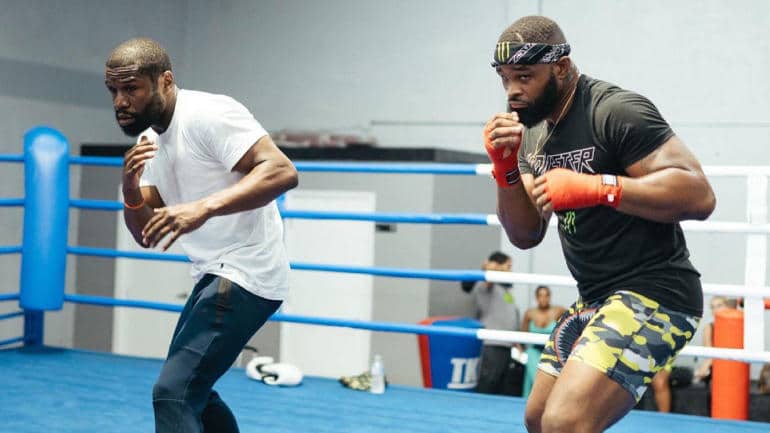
[497,182,547,249]
[200,160,298,218]
[122,187,154,247]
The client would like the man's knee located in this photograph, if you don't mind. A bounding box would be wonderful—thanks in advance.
[541,407,590,433]
[524,400,544,433]
[153,373,187,401]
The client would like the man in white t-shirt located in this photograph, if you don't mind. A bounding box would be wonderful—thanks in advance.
[105,37,298,433]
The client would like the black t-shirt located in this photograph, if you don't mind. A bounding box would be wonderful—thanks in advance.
[518,75,703,316]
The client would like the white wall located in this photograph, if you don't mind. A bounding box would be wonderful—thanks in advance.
[183,0,537,149]
[181,0,770,158]
[543,0,770,167]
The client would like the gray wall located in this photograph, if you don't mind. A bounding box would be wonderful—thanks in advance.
[0,0,768,382]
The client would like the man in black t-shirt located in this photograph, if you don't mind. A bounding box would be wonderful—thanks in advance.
[483,16,716,433]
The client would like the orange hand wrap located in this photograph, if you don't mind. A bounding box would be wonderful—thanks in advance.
[483,125,520,188]
[541,168,623,211]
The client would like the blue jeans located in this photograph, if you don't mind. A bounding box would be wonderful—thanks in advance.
[153,274,282,433]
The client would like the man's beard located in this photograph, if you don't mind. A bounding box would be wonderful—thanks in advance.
[116,91,164,137]
[511,73,559,128]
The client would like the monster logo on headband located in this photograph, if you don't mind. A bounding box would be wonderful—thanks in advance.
[491,42,571,67]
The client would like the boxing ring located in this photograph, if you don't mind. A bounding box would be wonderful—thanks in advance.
[1,126,770,432]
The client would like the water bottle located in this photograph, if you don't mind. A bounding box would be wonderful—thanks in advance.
[370,354,385,394]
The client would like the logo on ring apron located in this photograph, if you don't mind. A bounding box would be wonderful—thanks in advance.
[447,357,480,389]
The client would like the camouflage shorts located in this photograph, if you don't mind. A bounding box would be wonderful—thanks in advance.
[538,290,700,401]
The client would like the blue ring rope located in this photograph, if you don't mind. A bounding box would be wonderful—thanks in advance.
[293,161,480,175]
[0,311,23,321]
[69,156,122,167]
[9,153,489,176]
[64,293,478,339]
[0,154,23,163]
[68,199,493,225]
[0,336,24,347]
[290,262,485,281]
[0,293,19,302]
[65,294,183,313]
[64,156,485,175]
[67,246,486,281]
[70,199,122,211]
[68,246,190,262]
[281,210,490,225]
[0,245,22,255]
[0,198,23,207]
[270,313,478,338]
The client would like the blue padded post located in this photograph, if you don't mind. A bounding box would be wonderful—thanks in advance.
[20,126,69,314]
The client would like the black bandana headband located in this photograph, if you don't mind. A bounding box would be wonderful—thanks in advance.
[491,42,571,67]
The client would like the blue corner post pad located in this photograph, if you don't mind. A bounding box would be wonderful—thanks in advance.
[20,126,69,312]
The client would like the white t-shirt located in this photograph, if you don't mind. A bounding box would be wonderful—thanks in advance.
[138,88,289,300]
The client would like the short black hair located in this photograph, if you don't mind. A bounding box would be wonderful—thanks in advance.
[535,285,551,296]
[106,37,172,81]
[487,251,510,264]
[498,15,567,45]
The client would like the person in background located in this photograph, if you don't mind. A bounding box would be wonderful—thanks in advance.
[652,296,736,411]
[650,366,672,412]
[651,296,737,412]
[461,251,523,396]
[759,363,770,394]
[693,296,730,382]
[521,285,565,398]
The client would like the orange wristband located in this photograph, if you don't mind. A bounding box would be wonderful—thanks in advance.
[123,197,145,210]
[543,168,623,211]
